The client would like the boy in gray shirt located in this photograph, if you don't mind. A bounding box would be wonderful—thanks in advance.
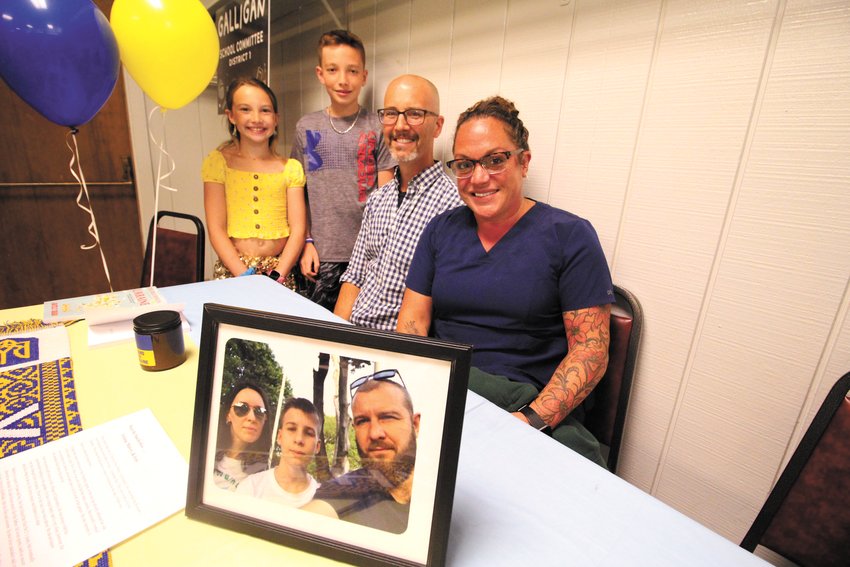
[290,29,395,310]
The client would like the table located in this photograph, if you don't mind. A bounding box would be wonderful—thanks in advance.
[1,277,767,566]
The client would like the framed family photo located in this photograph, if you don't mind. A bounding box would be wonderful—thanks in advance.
[186,304,472,567]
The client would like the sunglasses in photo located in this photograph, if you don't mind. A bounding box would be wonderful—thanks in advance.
[231,402,268,420]
[349,369,406,399]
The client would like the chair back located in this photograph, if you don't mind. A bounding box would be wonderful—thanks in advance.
[584,284,642,474]
[740,371,850,566]
[140,211,205,287]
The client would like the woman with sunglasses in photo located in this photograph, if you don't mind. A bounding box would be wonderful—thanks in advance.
[214,381,273,490]
[237,397,322,506]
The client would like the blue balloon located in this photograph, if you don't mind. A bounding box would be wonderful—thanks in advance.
[0,0,120,128]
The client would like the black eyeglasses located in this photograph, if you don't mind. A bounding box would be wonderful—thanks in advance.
[377,108,438,126]
[349,369,406,399]
[446,149,525,179]
[231,402,268,420]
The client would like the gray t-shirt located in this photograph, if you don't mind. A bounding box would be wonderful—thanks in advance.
[290,108,395,263]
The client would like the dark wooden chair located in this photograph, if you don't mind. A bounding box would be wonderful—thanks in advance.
[740,370,850,566]
[140,210,205,287]
[584,284,643,475]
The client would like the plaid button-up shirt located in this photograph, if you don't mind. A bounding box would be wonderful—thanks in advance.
[341,161,464,330]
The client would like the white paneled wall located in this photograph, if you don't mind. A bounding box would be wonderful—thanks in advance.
[127,0,850,549]
[653,0,850,539]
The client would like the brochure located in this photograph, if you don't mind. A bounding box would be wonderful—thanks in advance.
[42,287,166,324]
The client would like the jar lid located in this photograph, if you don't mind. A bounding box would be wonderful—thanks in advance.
[133,310,182,333]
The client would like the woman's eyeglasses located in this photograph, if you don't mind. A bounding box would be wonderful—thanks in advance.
[349,369,406,399]
[446,149,524,179]
[231,402,268,420]
[377,108,438,126]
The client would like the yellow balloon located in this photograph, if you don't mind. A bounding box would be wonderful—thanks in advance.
[111,0,218,110]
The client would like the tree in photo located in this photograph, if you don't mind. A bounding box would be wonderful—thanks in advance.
[312,352,332,481]
[332,355,370,475]
[310,353,373,481]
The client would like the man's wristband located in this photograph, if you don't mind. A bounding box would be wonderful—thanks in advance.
[518,404,552,435]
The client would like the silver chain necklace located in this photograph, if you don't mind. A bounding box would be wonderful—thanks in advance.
[328,106,360,134]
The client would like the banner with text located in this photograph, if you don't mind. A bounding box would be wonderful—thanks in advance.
[210,0,270,114]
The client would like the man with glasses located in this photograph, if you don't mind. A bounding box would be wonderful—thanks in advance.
[303,370,420,533]
[334,74,463,330]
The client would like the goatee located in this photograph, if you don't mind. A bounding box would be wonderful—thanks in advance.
[359,434,417,488]
[390,147,419,164]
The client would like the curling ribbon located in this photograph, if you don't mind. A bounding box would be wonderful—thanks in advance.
[146,106,179,287]
[67,128,114,292]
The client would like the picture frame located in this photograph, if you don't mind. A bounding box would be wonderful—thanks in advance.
[186,304,472,567]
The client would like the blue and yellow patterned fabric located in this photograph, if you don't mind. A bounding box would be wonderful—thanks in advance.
[0,319,111,567]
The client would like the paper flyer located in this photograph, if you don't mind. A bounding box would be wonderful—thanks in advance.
[0,409,188,567]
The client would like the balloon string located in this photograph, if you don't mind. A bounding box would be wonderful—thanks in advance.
[147,105,178,192]
[67,129,114,292]
[146,105,178,287]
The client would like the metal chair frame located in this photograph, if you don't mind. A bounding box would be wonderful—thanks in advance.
[140,210,205,287]
[584,284,643,475]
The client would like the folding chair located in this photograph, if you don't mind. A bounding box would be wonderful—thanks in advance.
[584,284,643,475]
[140,210,205,287]
[740,371,850,566]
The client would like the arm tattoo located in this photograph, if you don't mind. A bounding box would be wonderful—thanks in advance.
[400,319,423,336]
[532,304,611,427]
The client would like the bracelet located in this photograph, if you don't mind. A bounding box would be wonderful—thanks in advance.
[239,267,256,276]
[267,270,288,286]
[518,404,552,435]
[305,237,314,244]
